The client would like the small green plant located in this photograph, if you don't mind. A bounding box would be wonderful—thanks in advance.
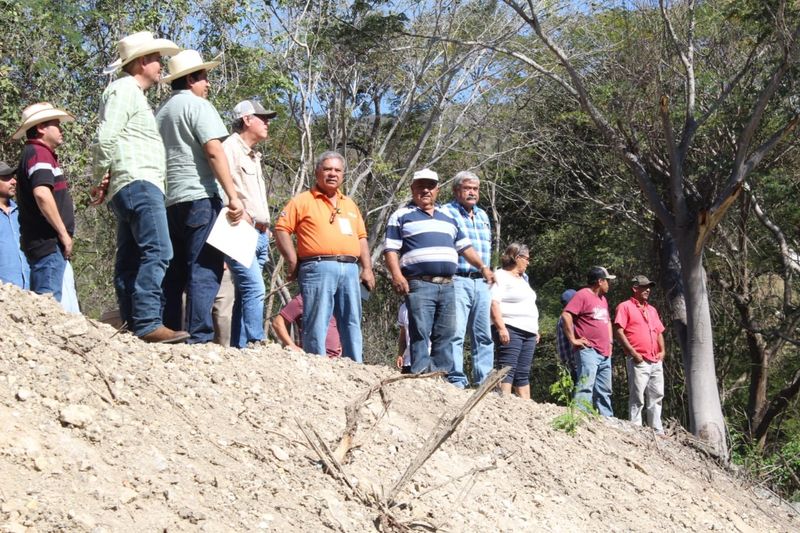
[549,366,597,435]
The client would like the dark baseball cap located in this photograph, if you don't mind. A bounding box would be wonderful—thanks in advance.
[587,266,616,285]
[560,289,577,305]
[632,275,656,288]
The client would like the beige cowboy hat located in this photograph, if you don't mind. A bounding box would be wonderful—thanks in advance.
[160,49,220,84]
[11,102,75,141]
[103,31,180,75]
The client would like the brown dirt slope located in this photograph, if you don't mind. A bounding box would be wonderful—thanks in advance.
[0,283,798,532]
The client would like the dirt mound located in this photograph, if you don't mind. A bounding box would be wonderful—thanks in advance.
[0,283,798,532]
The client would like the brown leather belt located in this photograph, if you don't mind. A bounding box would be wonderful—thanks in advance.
[299,255,359,264]
[254,222,269,233]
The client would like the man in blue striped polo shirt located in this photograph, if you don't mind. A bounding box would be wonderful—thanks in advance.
[384,169,494,380]
[443,171,494,388]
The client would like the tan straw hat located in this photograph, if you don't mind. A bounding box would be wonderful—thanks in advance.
[11,103,75,141]
[160,49,220,84]
[104,31,180,74]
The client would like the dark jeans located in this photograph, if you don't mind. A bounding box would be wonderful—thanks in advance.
[110,180,173,337]
[163,197,223,344]
[406,279,456,375]
[493,324,537,387]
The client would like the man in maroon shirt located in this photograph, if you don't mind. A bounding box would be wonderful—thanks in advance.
[271,294,342,357]
[614,275,666,433]
[12,103,76,303]
[562,266,615,416]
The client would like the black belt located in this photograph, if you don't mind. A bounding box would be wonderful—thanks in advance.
[407,275,453,284]
[299,255,358,264]
[455,271,484,279]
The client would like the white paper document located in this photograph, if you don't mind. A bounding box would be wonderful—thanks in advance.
[206,208,259,267]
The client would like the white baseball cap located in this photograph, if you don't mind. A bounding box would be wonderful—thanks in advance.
[411,168,439,183]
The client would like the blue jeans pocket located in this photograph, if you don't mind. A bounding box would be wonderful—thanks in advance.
[186,200,213,229]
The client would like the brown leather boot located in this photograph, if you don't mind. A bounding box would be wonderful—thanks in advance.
[139,326,190,344]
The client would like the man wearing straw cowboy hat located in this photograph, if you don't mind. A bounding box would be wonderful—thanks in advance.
[89,31,188,344]
[11,102,75,303]
[156,49,244,344]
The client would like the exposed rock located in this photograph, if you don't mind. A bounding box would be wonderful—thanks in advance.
[58,405,95,428]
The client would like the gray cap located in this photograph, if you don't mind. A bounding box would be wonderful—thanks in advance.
[632,275,656,288]
[232,100,277,120]
[0,161,16,176]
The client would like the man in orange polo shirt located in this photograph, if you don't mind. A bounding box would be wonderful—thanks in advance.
[274,151,375,362]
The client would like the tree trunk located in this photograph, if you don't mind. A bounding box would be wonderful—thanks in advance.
[658,227,688,358]
[677,236,729,458]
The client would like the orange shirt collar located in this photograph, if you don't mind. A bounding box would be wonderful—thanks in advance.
[311,185,344,201]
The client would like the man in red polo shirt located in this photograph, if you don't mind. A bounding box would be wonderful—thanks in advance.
[614,275,666,434]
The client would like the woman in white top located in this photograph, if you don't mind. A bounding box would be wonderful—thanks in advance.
[490,242,540,399]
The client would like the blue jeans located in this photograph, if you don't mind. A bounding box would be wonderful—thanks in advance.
[574,347,614,417]
[493,325,537,387]
[450,276,494,387]
[163,197,223,344]
[226,231,269,348]
[110,181,173,337]
[406,279,456,375]
[30,248,67,302]
[298,260,362,362]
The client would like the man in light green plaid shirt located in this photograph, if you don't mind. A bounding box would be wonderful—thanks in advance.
[90,32,188,344]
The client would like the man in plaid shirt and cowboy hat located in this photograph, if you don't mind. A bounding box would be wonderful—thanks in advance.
[91,31,188,344]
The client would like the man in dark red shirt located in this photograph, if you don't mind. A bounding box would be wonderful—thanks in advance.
[12,103,76,304]
[614,275,666,434]
[562,266,615,416]
[271,294,342,357]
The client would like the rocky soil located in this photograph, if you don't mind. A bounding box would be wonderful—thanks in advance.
[1,282,798,532]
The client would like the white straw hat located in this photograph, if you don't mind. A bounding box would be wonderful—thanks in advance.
[160,49,220,84]
[103,31,180,74]
[11,103,75,141]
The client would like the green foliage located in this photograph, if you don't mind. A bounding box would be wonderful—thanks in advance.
[549,365,597,435]
[732,428,800,501]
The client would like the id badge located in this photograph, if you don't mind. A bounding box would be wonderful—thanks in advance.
[338,216,354,235]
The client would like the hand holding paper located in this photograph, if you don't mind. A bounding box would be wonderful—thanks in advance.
[206,207,258,266]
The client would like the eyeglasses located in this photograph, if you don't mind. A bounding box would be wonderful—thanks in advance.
[516,255,529,261]
[329,207,341,224]
[0,175,14,182]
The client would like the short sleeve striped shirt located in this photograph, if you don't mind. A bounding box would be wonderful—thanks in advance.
[384,202,472,277]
